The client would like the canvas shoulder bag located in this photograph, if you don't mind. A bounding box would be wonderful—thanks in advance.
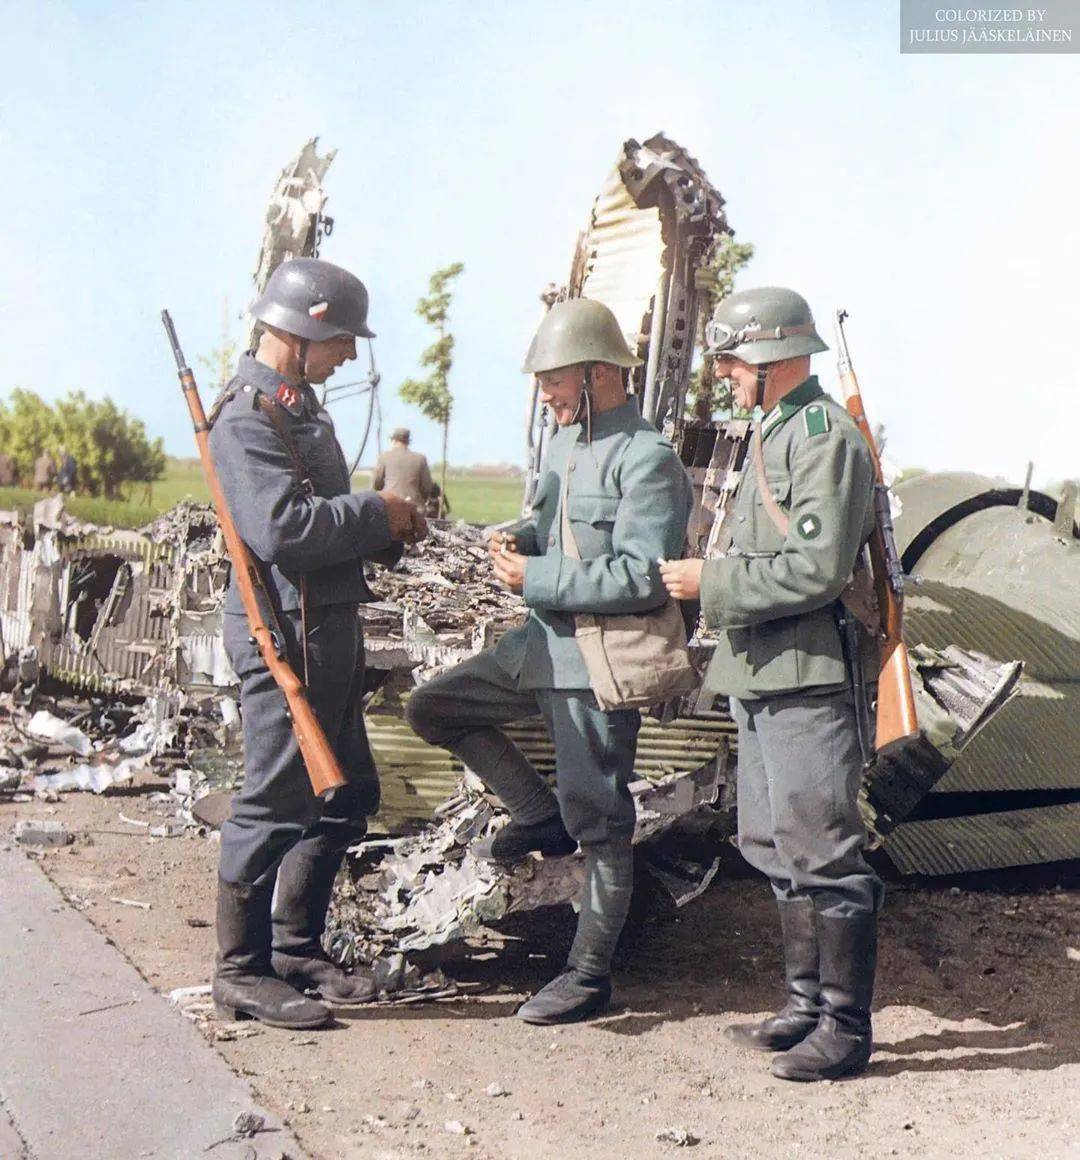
[559,464,700,711]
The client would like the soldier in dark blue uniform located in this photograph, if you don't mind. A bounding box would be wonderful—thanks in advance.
[209,259,426,1030]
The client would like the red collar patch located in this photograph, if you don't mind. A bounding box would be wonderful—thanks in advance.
[276,383,303,414]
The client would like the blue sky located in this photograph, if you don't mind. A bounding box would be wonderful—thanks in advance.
[1,1,1077,485]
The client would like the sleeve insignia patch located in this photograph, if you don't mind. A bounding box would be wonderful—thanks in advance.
[797,512,822,540]
[803,404,831,437]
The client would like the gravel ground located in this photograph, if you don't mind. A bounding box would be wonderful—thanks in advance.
[5,776,1079,1160]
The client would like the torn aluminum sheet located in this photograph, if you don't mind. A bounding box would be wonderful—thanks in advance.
[250,138,336,330]
[31,756,146,795]
[328,751,730,963]
[27,710,93,757]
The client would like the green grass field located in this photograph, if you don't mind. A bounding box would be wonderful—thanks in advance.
[0,459,524,529]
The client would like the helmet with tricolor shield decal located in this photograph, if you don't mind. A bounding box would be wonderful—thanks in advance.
[704,286,826,365]
[250,258,375,341]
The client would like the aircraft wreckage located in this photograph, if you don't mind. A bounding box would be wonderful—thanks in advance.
[1,136,1077,967]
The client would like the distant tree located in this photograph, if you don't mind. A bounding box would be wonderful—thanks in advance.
[687,234,755,421]
[199,297,242,393]
[0,389,165,498]
[399,262,465,515]
[1,389,58,483]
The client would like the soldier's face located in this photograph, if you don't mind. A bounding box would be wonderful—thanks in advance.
[537,366,587,425]
[304,334,357,384]
[714,356,758,411]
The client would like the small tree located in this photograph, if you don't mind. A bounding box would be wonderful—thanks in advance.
[399,262,464,515]
[200,297,242,394]
[688,234,755,421]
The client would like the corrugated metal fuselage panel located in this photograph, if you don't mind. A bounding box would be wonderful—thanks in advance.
[905,578,1078,684]
[884,802,1080,876]
[365,710,735,829]
[933,679,1080,792]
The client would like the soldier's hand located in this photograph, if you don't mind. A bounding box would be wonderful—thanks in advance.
[381,492,421,543]
[659,558,704,601]
[492,548,527,594]
[487,531,519,558]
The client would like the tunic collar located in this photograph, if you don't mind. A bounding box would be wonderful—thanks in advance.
[237,353,314,416]
[568,398,641,441]
[761,375,826,437]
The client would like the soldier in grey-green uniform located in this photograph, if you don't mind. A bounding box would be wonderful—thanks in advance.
[661,287,882,1081]
[407,298,693,1025]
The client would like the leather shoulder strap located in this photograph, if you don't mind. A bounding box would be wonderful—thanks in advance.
[752,420,790,538]
[559,452,582,561]
[257,394,313,497]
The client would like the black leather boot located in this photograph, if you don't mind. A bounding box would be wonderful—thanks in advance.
[726,898,820,1052]
[516,968,612,1025]
[212,876,331,1029]
[472,814,577,864]
[271,849,376,1005]
[771,911,876,1081]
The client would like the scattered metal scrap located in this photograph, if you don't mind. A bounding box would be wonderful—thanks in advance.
[328,755,730,965]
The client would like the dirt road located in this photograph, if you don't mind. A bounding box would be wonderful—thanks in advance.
[4,779,1078,1160]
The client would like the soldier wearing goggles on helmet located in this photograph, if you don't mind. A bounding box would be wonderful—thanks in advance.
[661,286,882,1082]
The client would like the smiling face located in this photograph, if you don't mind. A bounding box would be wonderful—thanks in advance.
[302,333,358,384]
[713,355,760,412]
[536,365,588,425]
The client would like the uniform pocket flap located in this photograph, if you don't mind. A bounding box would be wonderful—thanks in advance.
[755,471,792,506]
[567,494,620,525]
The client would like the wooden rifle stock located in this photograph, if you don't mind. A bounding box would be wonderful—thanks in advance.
[833,310,919,755]
[160,311,346,797]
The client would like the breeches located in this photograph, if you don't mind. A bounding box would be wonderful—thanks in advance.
[733,688,882,917]
[405,648,640,847]
[218,605,380,885]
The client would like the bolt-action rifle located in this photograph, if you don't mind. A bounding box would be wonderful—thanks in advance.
[834,310,920,755]
[161,310,347,797]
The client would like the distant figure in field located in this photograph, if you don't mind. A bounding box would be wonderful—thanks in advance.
[372,428,436,510]
[33,450,56,492]
[0,453,15,488]
[57,447,77,494]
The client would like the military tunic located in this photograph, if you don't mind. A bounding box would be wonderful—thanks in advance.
[407,399,693,844]
[699,376,882,916]
[209,354,399,885]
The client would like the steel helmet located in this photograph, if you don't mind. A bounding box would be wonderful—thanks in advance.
[251,258,375,341]
[522,298,643,374]
[705,286,827,365]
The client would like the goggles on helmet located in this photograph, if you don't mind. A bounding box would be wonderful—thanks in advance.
[704,319,742,354]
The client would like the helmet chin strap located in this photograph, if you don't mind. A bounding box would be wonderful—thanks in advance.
[573,363,595,444]
[297,338,311,387]
[754,364,769,414]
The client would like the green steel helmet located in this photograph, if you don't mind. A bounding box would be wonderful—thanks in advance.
[251,258,375,341]
[705,286,827,365]
[521,297,643,374]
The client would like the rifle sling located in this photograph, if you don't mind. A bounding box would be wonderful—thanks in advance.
[256,393,314,687]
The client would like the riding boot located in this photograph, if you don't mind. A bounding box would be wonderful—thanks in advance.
[726,898,820,1052]
[271,848,376,1005]
[212,875,331,1029]
[771,911,876,1081]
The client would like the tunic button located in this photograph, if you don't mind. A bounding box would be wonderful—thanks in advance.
[569,462,576,472]
[242,384,252,393]
[548,535,556,546]
[738,515,746,523]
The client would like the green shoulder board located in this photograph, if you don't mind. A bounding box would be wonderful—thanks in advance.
[803,403,831,437]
